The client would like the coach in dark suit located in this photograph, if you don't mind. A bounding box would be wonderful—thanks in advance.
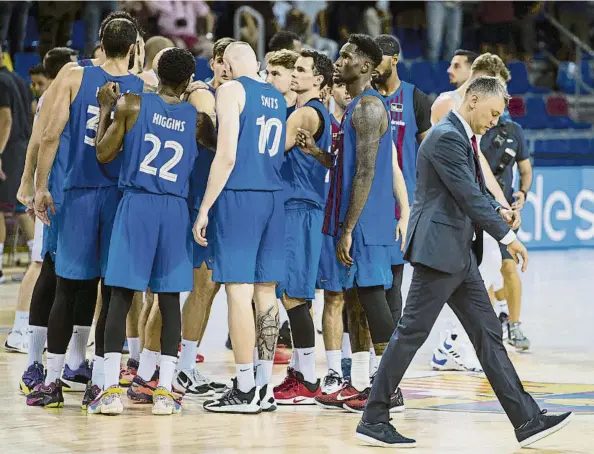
[355,77,571,449]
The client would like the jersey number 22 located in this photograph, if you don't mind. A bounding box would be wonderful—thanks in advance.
[139,133,183,182]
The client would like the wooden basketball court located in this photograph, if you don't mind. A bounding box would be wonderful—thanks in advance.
[1,249,593,453]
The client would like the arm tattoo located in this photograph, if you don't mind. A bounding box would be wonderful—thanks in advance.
[256,304,280,361]
[306,145,333,169]
[343,97,387,233]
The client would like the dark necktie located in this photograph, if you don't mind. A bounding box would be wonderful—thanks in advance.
[470,135,483,189]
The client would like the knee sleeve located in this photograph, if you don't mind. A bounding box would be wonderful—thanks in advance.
[356,285,395,346]
[103,286,135,354]
[158,293,181,357]
[94,280,112,357]
[46,276,81,354]
[29,253,57,327]
[73,277,99,327]
[287,302,315,348]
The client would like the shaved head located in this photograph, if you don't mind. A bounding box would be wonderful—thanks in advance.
[145,36,175,69]
[153,47,176,77]
[223,42,260,79]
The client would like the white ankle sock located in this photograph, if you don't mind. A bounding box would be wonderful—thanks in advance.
[104,352,122,389]
[127,337,141,362]
[158,355,177,391]
[289,350,298,371]
[369,348,378,377]
[296,347,316,383]
[66,325,90,369]
[177,338,197,372]
[137,349,159,381]
[236,363,255,392]
[27,325,47,367]
[92,355,104,389]
[255,359,273,387]
[45,352,65,385]
[326,350,342,377]
[341,333,352,359]
[351,351,370,392]
[12,311,29,332]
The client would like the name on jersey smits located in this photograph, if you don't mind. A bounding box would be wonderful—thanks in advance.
[261,95,279,109]
[152,113,186,132]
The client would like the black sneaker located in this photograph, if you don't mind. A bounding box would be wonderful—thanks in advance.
[258,384,277,412]
[355,420,416,448]
[26,379,65,408]
[515,410,572,447]
[203,378,261,414]
[390,387,406,413]
[82,381,101,410]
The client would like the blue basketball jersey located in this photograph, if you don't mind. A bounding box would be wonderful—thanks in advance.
[225,76,287,191]
[381,81,418,214]
[323,89,394,236]
[287,103,296,120]
[65,66,144,189]
[120,93,198,198]
[281,98,332,208]
[189,145,214,209]
[79,59,94,67]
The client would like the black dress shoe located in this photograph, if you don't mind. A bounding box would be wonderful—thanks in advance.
[515,410,572,447]
[355,420,416,448]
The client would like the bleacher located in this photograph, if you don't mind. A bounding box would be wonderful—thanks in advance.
[7,17,594,168]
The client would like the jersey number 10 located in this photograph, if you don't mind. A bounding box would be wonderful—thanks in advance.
[139,133,183,182]
[256,115,282,157]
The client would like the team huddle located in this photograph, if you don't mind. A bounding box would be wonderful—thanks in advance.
[16,11,518,420]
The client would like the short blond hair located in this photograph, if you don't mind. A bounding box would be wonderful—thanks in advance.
[471,53,510,82]
[266,49,299,69]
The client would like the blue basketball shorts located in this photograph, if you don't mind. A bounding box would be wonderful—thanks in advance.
[340,221,393,290]
[105,191,193,293]
[316,233,345,293]
[276,202,324,300]
[41,203,63,262]
[213,189,284,284]
[191,208,214,270]
[56,187,120,280]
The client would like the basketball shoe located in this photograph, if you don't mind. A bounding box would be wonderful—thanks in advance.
[26,380,64,408]
[259,384,277,412]
[20,362,45,395]
[61,360,92,392]
[152,387,182,415]
[4,329,28,353]
[87,385,124,415]
[273,367,297,394]
[321,369,343,395]
[274,371,321,405]
[430,330,482,372]
[82,381,102,410]
[343,387,405,414]
[173,369,215,397]
[119,358,139,387]
[507,322,531,351]
[314,381,359,410]
[203,378,261,414]
[127,370,159,403]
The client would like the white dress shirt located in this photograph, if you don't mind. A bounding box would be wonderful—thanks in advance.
[451,109,516,245]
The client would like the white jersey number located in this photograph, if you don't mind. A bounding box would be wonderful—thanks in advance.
[256,115,282,157]
[139,133,184,182]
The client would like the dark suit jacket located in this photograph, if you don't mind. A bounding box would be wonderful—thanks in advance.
[403,111,511,274]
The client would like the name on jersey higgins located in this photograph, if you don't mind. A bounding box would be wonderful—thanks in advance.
[261,95,279,109]
[152,113,185,132]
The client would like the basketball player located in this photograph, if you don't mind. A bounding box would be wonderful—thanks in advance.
[429,53,513,372]
[271,49,333,405]
[27,19,145,409]
[140,36,175,86]
[298,34,405,413]
[194,41,286,414]
[447,49,478,89]
[372,34,432,327]
[19,12,145,398]
[5,48,77,356]
[87,48,216,416]
[266,50,298,117]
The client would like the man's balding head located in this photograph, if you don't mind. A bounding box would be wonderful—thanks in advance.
[223,42,259,79]
[145,36,175,70]
[153,47,176,78]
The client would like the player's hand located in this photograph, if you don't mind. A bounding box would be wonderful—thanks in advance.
[97,82,120,109]
[34,188,55,226]
[512,191,526,210]
[396,215,408,251]
[506,238,528,272]
[193,209,209,247]
[498,208,521,230]
[296,128,316,154]
[17,178,35,210]
[336,231,354,267]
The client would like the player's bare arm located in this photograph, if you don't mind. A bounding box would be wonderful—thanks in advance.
[293,107,333,169]
[16,111,44,208]
[195,111,217,151]
[337,96,387,266]
[392,142,409,250]
[430,96,455,125]
[34,67,83,225]
[96,89,141,163]
[194,81,244,246]
[188,88,217,127]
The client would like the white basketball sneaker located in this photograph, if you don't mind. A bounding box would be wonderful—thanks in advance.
[4,328,29,353]
[430,330,482,372]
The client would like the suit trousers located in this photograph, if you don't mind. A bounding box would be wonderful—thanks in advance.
[362,251,540,428]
